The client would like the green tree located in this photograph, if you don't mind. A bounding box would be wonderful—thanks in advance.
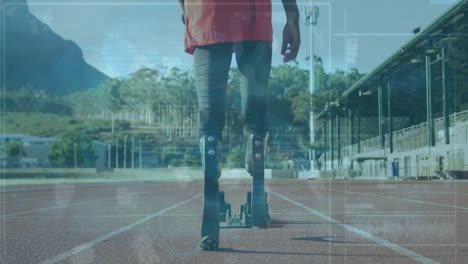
[49,133,97,167]
[311,68,366,115]
[160,142,184,165]
[268,64,309,127]
[225,145,244,168]
[305,55,329,92]
[183,145,201,167]
[65,88,103,116]
[1,88,72,114]
[104,78,126,113]
[159,67,198,106]
[124,68,162,106]
[2,142,25,157]
[269,64,311,158]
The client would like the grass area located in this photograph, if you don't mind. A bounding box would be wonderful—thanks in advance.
[1,167,294,186]
[1,168,204,186]
[0,112,128,137]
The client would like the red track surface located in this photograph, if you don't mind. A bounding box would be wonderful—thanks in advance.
[1,180,468,263]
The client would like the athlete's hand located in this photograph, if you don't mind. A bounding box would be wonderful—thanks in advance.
[281,21,301,63]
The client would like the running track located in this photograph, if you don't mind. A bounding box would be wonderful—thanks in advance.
[1,179,467,263]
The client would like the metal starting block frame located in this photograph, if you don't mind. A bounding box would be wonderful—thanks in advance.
[219,191,251,228]
[219,191,269,228]
[218,134,270,228]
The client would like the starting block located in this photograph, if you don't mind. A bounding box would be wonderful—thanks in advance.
[219,191,268,228]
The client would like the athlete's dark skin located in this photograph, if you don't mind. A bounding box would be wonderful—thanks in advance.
[178,0,301,63]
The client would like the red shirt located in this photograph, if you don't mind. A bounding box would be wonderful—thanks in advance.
[184,0,273,54]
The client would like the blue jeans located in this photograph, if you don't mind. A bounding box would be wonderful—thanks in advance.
[193,41,272,141]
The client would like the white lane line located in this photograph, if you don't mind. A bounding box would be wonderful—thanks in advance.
[2,185,149,204]
[273,211,459,215]
[2,197,40,203]
[329,210,460,215]
[386,190,468,196]
[314,187,468,211]
[1,191,151,218]
[5,213,204,219]
[39,193,202,264]
[4,210,460,219]
[334,243,468,247]
[5,214,149,219]
[346,191,468,211]
[269,190,440,264]
[2,197,117,217]
[333,214,454,217]
[0,183,127,193]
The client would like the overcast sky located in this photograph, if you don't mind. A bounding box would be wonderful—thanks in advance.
[22,0,459,77]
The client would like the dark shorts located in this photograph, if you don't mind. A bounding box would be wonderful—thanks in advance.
[193,41,272,140]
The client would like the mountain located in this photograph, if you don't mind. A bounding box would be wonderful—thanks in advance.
[0,0,109,95]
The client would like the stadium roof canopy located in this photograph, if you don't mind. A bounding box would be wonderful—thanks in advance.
[339,0,468,120]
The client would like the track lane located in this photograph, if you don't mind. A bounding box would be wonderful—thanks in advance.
[2,182,203,264]
[2,180,468,263]
[269,189,439,264]
[267,180,468,264]
[59,181,432,264]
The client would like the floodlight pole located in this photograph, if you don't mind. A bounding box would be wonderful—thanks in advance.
[139,139,142,169]
[306,1,319,175]
[115,138,119,169]
[123,135,127,169]
[131,136,135,168]
[74,142,77,169]
[108,143,111,168]
[441,47,449,145]
[0,2,4,98]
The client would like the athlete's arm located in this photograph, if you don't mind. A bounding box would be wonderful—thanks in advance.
[281,0,301,63]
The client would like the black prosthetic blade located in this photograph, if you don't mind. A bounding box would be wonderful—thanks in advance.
[250,135,269,228]
[201,135,220,247]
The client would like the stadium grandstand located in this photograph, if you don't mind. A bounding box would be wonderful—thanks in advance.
[317,0,468,180]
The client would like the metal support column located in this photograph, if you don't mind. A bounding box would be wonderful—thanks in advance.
[115,138,119,169]
[350,110,355,146]
[139,139,143,168]
[108,144,111,168]
[123,135,127,169]
[1,3,4,95]
[306,2,319,174]
[337,114,341,178]
[330,113,334,171]
[357,109,361,154]
[378,85,384,149]
[387,78,393,153]
[323,121,327,170]
[337,114,341,167]
[131,136,135,168]
[442,47,450,144]
[426,55,435,147]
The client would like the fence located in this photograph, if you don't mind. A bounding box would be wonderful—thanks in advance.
[342,109,468,158]
[326,109,468,178]
[76,104,199,138]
